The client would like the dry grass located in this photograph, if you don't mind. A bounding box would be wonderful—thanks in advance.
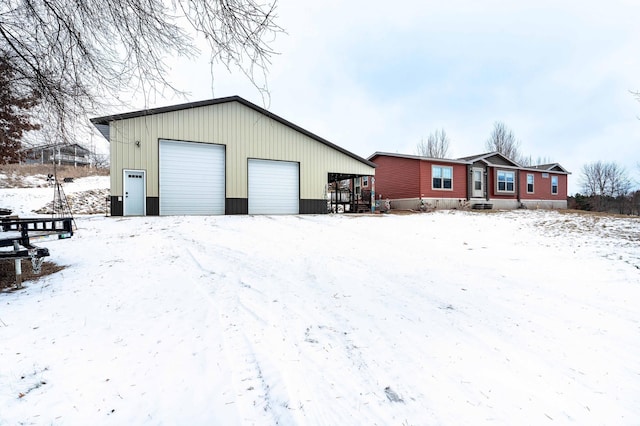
[0,260,66,290]
[0,164,108,184]
[558,209,640,220]
[0,163,108,189]
[35,188,110,215]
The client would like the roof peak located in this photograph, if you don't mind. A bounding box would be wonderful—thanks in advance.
[90,96,376,168]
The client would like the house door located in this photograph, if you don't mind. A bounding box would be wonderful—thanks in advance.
[123,170,146,216]
[472,168,484,198]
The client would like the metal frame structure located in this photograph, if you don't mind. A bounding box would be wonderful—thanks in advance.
[0,217,73,288]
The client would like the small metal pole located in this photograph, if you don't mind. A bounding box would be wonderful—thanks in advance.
[13,241,22,289]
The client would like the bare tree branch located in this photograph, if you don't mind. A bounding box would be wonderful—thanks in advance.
[485,121,524,164]
[520,155,554,167]
[0,0,282,144]
[416,128,450,158]
[581,161,632,211]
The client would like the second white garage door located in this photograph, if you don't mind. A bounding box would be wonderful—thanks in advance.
[248,159,299,215]
[159,139,225,215]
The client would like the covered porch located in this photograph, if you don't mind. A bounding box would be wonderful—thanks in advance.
[327,172,374,213]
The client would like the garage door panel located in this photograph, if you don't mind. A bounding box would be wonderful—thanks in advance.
[248,159,299,215]
[160,140,225,215]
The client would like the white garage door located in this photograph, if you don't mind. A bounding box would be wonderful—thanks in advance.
[248,159,299,215]
[159,139,225,215]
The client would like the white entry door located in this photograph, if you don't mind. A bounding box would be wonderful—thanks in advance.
[123,169,146,216]
[472,168,484,198]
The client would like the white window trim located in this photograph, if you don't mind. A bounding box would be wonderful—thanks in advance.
[432,165,453,191]
[551,175,559,195]
[526,173,535,194]
[496,169,515,193]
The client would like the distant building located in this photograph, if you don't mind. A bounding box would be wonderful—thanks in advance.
[22,144,92,167]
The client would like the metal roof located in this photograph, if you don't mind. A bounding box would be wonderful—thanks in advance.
[91,96,376,168]
[529,163,570,173]
[457,152,521,167]
[368,151,471,164]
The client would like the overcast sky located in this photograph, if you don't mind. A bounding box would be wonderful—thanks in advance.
[117,0,640,194]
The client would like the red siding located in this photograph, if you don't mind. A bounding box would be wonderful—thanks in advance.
[371,155,569,203]
[418,161,467,199]
[371,156,420,199]
[556,174,568,198]
[519,171,568,200]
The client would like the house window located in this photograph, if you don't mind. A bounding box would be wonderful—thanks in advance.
[432,165,453,190]
[551,176,558,195]
[497,170,515,192]
[527,174,534,193]
[362,176,369,187]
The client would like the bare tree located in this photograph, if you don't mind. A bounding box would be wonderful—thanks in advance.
[416,129,450,158]
[0,0,282,144]
[581,161,632,211]
[485,121,524,164]
[89,152,110,169]
[520,155,554,167]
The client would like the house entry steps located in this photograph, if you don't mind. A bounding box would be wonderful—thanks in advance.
[472,203,494,210]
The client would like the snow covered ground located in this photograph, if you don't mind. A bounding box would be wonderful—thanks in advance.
[1,180,640,425]
[0,175,109,216]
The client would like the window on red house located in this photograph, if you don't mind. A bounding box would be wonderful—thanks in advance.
[432,165,453,190]
[497,170,515,192]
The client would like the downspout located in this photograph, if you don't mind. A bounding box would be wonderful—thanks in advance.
[467,165,471,201]
[370,176,375,213]
[333,175,340,214]
[485,168,490,201]
[516,170,521,204]
[350,177,355,212]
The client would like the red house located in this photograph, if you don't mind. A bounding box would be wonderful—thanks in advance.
[368,152,569,210]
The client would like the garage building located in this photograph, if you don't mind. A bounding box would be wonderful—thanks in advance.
[91,96,375,216]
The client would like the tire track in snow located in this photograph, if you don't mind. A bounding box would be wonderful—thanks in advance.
[184,234,384,424]
[185,240,298,424]
[179,216,482,423]
[229,253,400,424]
